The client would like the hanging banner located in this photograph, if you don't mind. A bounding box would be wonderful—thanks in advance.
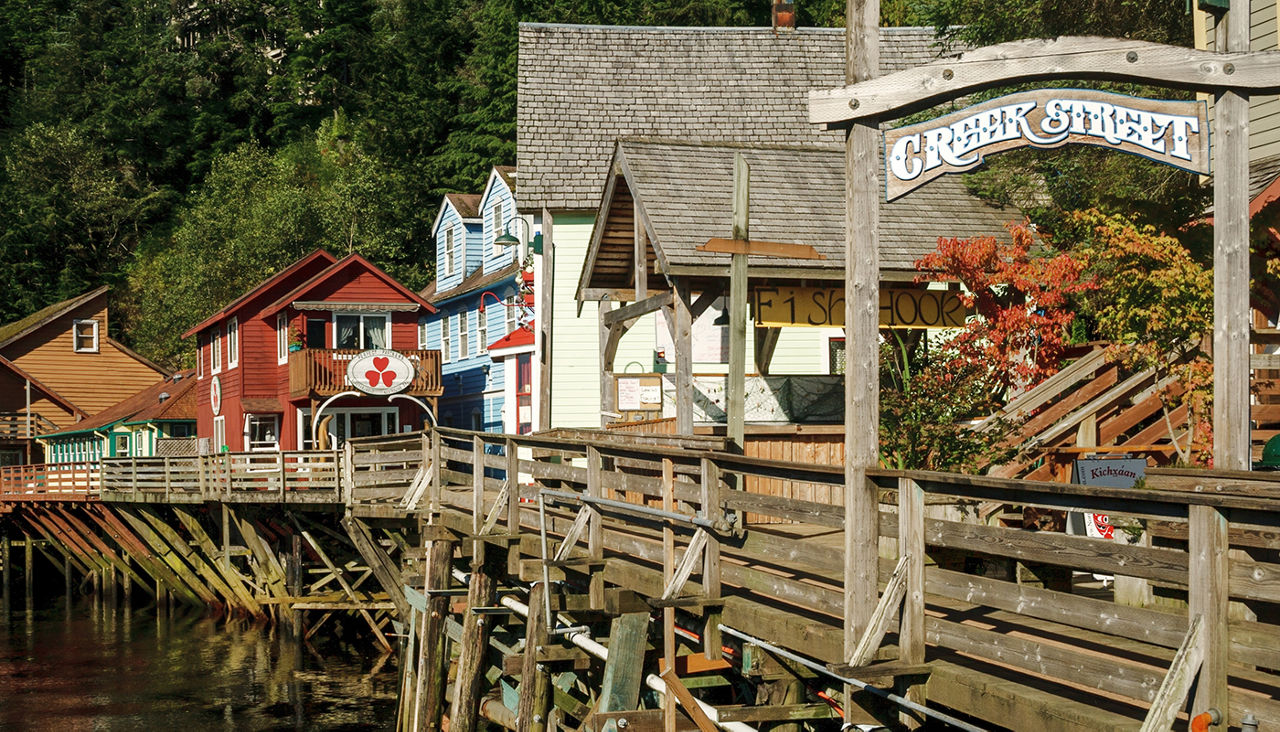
[752,286,970,328]
[883,89,1210,200]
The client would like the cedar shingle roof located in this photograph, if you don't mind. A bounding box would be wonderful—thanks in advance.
[517,24,960,211]
[579,140,1017,292]
[1250,154,1280,201]
[446,193,483,219]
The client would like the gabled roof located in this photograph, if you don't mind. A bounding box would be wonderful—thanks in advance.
[0,286,108,350]
[39,371,197,439]
[262,252,437,317]
[494,166,517,192]
[489,323,535,356]
[0,355,88,419]
[1249,154,1280,217]
[578,139,1017,296]
[517,24,961,210]
[182,249,338,338]
[446,193,483,220]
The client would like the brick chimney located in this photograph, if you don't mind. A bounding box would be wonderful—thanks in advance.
[772,1,796,31]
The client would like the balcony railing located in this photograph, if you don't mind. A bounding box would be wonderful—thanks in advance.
[0,411,60,440]
[0,462,99,501]
[288,348,443,400]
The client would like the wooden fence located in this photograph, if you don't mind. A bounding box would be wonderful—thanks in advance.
[0,462,99,500]
[357,426,1279,731]
[99,451,341,502]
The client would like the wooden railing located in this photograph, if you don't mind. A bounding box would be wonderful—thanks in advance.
[288,348,443,399]
[0,462,99,500]
[0,411,59,440]
[344,425,1280,730]
[99,451,342,502]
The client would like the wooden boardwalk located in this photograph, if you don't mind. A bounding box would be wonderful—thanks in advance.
[2,426,1278,731]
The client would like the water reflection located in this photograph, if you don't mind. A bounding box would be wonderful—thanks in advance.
[0,598,398,731]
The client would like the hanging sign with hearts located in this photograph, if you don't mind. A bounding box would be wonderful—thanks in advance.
[346,349,417,396]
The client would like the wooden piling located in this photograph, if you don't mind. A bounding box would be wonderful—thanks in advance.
[117,508,220,607]
[516,581,551,732]
[23,534,33,601]
[450,543,503,732]
[418,533,457,732]
[2,534,9,611]
[172,508,263,617]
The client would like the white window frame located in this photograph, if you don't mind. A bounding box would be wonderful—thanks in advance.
[446,227,456,275]
[441,314,451,363]
[277,313,288,365]
[72,319,99,353]
[227,317,239,368]
[418,321,428,349]
[244,414,280,452]
[506,294,518,334]
[213,416,227,453]
[197,333,204,379]
[478,307,488,353]
[460,311,470,359]
[489,202,503,257]
[211,326,223,374]
[332,312,391,350]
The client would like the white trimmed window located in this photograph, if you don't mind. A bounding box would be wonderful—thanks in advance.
[211,326,222,374]
[478,308,488,353]
[506,294,518,334]
[213,416,226,453]
[72,319,99,353]
[489,202,503,256]
[334,313,389,349]
[417,321,428,349]
[276,313,288,365]
[442,314,451,363]
[445,227,456,275]
[227,318,239,368]
[460,311,470,358]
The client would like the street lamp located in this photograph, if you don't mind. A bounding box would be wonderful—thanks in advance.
[494,217,543,255]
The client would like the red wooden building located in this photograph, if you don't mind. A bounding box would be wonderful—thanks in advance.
[183,250,442,453]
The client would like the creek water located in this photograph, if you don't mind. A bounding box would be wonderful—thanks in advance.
[0,596,399,731]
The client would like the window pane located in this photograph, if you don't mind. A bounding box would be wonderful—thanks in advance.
[306,318,327,348]
[363,316,387,349]
[337,315,360,348]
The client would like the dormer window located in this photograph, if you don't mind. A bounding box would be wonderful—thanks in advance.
[489,202,503,255]
[446,227,456,275]
[73,319,99,353]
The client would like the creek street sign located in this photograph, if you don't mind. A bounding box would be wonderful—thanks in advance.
[753,286,971,328]
[346,349,417,396]
[883,89,1210,200]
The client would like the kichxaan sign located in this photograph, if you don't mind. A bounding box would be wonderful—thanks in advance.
[883,89,1210,200]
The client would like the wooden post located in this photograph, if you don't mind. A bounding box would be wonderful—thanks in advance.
[1189,503,1228,718]
[24,534,33,602]
[662,458,677,732]
[516,580,551,732]
[897,477,925,726]
[450,545,502,732]
[538,208,555,431]
[843,0,882,667]
[419,535,457,732]
[430,430,443,515]
[600,300,618,429]
[727,154,749,452]
[290,534,303,638]
[598,613,650,714]
[2,535,9,612]
[473,436,485,536]
[674,278,694,436]
[506,438,520,533]
[587,445,605,607]
[700,457,722,659]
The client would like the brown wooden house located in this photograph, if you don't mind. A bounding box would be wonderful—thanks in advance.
[0,287,168,465]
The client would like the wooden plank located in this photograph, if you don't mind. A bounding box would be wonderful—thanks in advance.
[417,537,456,732]
[809,37,1280,124]
[713,704,838,723]
[602,292,672,326]
[848,555,908,666]
[450,543,502,732]
[341,515,411,621]
[726,153,748,453]
[516,580,551,732]
[700,457,722,658]
[674,278,694,435]
[1138,614,1203,732]
[301,529,390,652]
[1189,504,1228,717]
[844,0,881,665]
[698,238,824,260]
[539,208,554,429]
[657,669,717,732]
[598,612,651,715]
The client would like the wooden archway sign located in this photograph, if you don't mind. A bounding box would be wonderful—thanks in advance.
[813,16,1278,723]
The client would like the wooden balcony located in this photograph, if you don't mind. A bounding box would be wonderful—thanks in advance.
[0,411,59,440]
[288,348,443,400]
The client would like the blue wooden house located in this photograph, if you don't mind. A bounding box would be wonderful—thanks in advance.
[420,167,533,431]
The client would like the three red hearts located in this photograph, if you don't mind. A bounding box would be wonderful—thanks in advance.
[365,356,396,388]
